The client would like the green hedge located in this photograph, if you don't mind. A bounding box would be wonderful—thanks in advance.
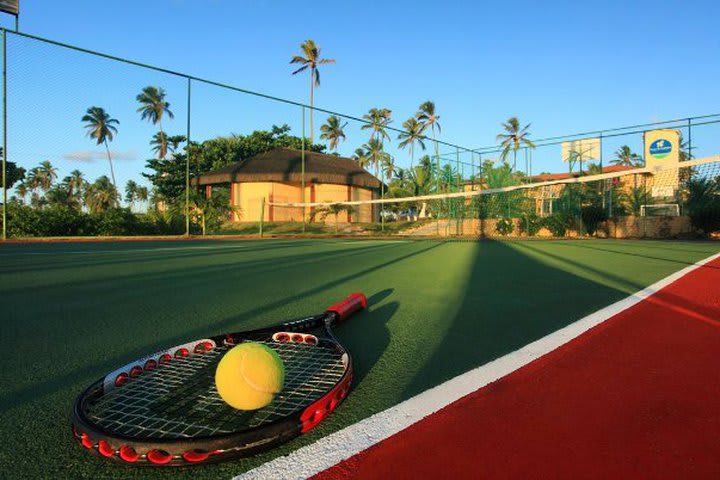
[2,204,184,237]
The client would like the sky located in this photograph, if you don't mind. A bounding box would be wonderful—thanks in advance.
[2,0,719,193]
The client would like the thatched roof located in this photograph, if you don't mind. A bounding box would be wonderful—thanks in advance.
[195,148,381,189]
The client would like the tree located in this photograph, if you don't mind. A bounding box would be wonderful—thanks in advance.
[611,145,642,167]
[85,176,119,214]
[65,170,86,201]
[311,203,356,233]
[34,160,57,192]
[125,180,139,208]
[363,138,386,181]
[150,132,168,159]
[417,101,441,192]
[319,115,347,151]
[135,185,149,203]
[167,135,187,155]
[290,40,335,143]
[361,108,392,142]
[351,147,372,170]
[188,188,236,235]
[397,117,426,169]
[381,154,395,182]
[143,125,325,202]
[82,106,119,197]
[55,170,86,210]
[137,86,174,159]
[0,148,25,190]
[496,117,535,171]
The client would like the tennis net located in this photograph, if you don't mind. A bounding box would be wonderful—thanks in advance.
[263,156,720,239]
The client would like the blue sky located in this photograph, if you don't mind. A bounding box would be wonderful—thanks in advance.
[2,0,719,192]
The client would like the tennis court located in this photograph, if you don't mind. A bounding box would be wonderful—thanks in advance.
[1,238,719,479]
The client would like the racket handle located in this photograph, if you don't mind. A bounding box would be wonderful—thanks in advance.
[327,293,367,323]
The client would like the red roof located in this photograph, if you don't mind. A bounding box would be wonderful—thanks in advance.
[529,165,635,182]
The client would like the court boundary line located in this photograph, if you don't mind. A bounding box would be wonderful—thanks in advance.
[233,251,720,480]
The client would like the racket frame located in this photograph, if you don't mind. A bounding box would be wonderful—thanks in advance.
[70,293,365,466]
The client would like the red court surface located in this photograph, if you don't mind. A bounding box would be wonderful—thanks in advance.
[314,258,720,479]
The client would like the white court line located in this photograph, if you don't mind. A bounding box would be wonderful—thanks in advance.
[0,239,384,256]
[235,251,720,480]
[0,245,252,255]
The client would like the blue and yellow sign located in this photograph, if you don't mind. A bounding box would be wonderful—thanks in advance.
[649,138,673,159]
[644,129,679,168]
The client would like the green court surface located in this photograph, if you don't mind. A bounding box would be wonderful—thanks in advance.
[1,238,718,479]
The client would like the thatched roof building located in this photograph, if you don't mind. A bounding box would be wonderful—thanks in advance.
[195,148,380,223]
[196,148,381,189]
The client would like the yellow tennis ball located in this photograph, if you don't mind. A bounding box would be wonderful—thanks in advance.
[215,342,285,410]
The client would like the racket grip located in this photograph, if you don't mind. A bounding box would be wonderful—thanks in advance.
[327,293,367,323]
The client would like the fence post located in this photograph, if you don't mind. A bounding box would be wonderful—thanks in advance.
[301,106,306,233]
[2,29,6,240]
[259,197,265,237]
[185,77,191,236]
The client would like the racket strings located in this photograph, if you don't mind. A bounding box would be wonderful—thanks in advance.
[84,339,346,439]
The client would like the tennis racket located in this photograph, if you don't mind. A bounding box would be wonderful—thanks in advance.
[71,293,366,466]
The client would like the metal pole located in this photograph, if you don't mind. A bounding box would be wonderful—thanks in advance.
[14,15,18,32]
[687,118,692,160]
[301,107,306,233]
[2,29,6,240]
[435,139,440,236]
[185,78,191,236]
[259,197,265,237]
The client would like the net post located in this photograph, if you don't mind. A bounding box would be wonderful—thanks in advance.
[259,197,265,237]
[301,106,306,234]
[2,28,6,241]
[184,77,191,237]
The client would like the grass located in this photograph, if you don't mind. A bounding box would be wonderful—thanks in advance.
[1,238,718,479]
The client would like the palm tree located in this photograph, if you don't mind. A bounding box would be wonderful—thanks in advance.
[496,117,535,172]
[125,180,139,208]
[417,101,441,192]
[85,176,118,214]
[66,170,86,199]
[15,181,28,203]
[136,185,149,206]
[381,154,395,182]
[290,40,335,143]
[319,115,347,151]
[361,108,392,142]
[150,132,168,159]
[352,147,372,170]
[35,160,57,192]
[397,117,426,169]
[363,138,386,181]
[167,135,187,156]
[82,106,119,196]
[136,86,174,159]
[61,170,86,209]
[611,145,642,167]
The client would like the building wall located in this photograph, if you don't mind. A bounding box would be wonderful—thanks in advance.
[230,181,376,223]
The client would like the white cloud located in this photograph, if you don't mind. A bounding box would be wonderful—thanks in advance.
[63,149,138,163]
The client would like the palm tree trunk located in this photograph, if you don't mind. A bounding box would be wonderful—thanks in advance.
[309,69,314,144]
[159,118,167,159]
[104,139,118,207]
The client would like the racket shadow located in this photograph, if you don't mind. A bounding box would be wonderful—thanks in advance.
[338,291,397,388]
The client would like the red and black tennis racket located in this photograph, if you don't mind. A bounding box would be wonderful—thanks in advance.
[71,293,366,466]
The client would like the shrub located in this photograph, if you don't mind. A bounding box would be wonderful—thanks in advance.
[542,213,571,237]
[581,205,608,236]
[495,217,514,236]
[517,214,543,236]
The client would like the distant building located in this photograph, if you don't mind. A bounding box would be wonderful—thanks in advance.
[195,148,381,223]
